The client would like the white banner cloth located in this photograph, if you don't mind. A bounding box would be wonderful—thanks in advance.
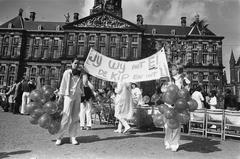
[84,48,170,83]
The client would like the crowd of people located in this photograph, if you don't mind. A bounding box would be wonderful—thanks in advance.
[0,57,239,152]
[0,77,37,115]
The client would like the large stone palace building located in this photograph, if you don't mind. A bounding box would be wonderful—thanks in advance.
[0,0,225,96]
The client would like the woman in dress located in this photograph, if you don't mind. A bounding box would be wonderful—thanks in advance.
[114,82,134,134]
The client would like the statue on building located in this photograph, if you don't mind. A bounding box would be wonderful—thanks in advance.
[64,13,70,23]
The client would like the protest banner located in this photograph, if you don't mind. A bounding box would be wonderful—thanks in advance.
[84,48,170,83]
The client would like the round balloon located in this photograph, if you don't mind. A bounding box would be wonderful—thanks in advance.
[152,113,165,128]
[178,88,190,99]
[48,121,61,135]
[151,93,160,103]
[167,84,179,93]
[162,91,178,105]
[174,98,189,113]
[31,108,45,119]
[167,118,180,129]
[187,98,198,112]
[42,85,52,92]
[38,113,52,129]
[29,89,43,103]
[43,101,58,114]
[42,87,55,102]
[143,95,150,104]
[26,102,42,114]
[177,111,190,124]
[158,104,169,114]
[29,116,38,125]
[164,108,177,119]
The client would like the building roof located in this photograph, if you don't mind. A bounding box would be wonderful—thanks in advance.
[142,23,216,36]
[0,15,24,29]
[0,11,217,37]
[142,24,191,36]
[24,21,65,31]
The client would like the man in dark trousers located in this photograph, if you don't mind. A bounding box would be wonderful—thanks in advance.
[13,79,23,114]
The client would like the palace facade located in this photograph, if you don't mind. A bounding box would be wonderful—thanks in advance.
[0,0,225,96]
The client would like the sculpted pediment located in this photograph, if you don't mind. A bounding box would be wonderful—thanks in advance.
[64,11,141,30]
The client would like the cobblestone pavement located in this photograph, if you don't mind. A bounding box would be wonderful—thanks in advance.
[0,110,240,159]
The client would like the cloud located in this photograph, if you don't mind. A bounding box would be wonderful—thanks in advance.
[79,0,94,18]
[122,0,208,26]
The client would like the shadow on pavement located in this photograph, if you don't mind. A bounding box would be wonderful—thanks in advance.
[179,135,222,153]
[0,150,31,158]
[51,134,140,145]
[91,126,116,130]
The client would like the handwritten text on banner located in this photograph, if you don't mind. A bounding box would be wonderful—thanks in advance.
[84,48,169,83]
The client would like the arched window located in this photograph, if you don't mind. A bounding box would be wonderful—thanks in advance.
[152,28,156,35]
[40,67,46,76]
[31,67,37,76]
[8,23,12,29]
[9,66,15,74]
[50,68,56,76]
[0,66,6,73]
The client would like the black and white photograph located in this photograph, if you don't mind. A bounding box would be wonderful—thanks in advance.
[0,0,240,158]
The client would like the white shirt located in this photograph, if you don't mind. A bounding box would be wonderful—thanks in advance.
[131,87,143,105]
[191,91,204,109]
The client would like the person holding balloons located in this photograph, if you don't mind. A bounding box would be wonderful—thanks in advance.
[114,82,134,134]
[55,58,82,146]
[162,64,191,152]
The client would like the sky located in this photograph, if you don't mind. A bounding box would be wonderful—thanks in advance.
[0,0,239,82]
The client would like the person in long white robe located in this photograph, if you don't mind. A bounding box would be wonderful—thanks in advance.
[114,82,134,134]
[55,59,83,145]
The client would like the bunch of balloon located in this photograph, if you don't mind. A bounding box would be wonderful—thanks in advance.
[27,85,62,135]
[155,84,198,129]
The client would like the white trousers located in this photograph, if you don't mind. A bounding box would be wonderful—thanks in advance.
[20,92,30,114]
[116,117,130,131]
[164,124,181,150]
[58,95,81,138]
[80,101,92,127]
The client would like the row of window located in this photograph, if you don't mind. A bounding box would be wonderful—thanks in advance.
[0,75,15,86]
[2,36,20,44]
[190,72,219,81]
[26,67,59,77]
[27,38,61,46]
[1,46,20,57]
[67,45,138,59]
[69,34,139,43]
[0,65,16,74]
[25,47,61,59]
[192,53,218,64]
[191,83,218,93]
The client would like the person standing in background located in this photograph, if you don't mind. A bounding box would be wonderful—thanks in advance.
[208,90,218,110]
[79,73,95,130]
[13,79,23,114]
[191,86,204,109]
[6,80,17,113]
[20,76,31,115]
